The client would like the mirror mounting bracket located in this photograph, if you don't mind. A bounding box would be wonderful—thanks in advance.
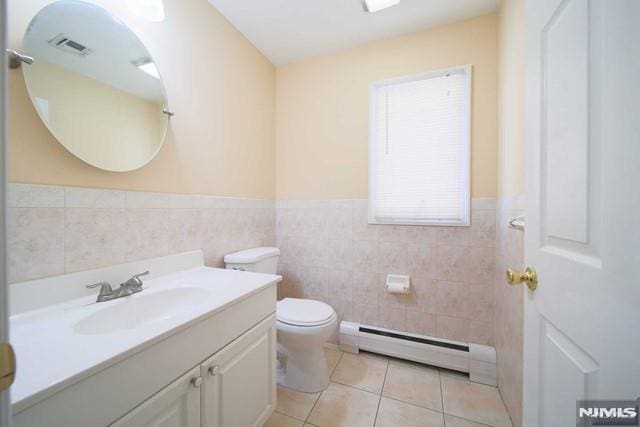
[6,49,34,69]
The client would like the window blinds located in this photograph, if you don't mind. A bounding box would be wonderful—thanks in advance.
[369,66,471,225]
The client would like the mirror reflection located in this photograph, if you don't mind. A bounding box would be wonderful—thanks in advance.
[22,0,169,172]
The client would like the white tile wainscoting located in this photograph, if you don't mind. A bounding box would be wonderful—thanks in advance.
[276,198,498,346]
[6,183,275,284]
[7,184,499,348]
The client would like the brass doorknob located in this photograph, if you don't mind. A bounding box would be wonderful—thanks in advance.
[0,342,16,392]
[506,266,538,291]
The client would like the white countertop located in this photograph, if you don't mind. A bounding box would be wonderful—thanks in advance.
[10,266,280,413]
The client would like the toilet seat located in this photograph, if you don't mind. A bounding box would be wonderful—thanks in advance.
[277,298,336,327]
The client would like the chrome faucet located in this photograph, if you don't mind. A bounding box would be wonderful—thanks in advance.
[86,271,150,303]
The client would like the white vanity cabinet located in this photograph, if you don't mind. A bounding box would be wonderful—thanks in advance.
[111,314,277,427]
[11,253,281,427]
[201,315,277,427]
[112,366,202,427]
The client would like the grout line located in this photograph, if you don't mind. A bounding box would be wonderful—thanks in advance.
[327,350,389,396]
[328,350,344,377]
[495,386,515,427]
[444,413,496,427]
[275,409,321,426]
[302,351,340,427]
[372,358,390,427]
[439,372,505,427]
[382,395,443,414]
[274,410,306,423]
[439,369,446,422]
[303,387,324,425]
[329,379,382,396]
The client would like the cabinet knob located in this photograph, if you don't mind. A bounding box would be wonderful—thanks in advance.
[191,377,202,388]
[208,365,220,376]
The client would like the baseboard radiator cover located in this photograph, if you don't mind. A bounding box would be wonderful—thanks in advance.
[339,321,497,386]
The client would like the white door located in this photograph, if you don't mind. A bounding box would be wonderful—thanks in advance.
[523,1,640,426]
[111,367,202,427]
[0,0,12,426]
[201,315,276,427]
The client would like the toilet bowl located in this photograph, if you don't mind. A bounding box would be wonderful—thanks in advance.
[276,298,337,392]
[224,247,337,393]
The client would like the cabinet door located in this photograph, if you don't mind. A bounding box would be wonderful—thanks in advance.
[201,315,277,427]
[111,366,202,427]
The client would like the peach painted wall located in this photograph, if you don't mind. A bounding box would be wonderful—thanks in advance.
[24,59,164,172]
[8,0,276,199]
[275,13,499,200]
[498,0,525,197]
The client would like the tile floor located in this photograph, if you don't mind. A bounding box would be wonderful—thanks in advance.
[264,347,512,427]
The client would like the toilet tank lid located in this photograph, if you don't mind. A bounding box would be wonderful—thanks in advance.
[224,247,280,264]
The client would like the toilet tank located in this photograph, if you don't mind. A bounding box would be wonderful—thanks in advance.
[224,247,280,274]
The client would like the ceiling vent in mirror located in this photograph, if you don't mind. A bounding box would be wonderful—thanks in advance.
[48,33,93,57]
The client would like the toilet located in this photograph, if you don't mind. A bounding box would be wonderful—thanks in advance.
[224,247,337,393]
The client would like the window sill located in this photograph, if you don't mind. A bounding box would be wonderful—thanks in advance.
[368,218,470,227]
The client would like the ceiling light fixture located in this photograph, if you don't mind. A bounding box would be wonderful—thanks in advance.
[361,0,401,13]
[138,62,160,79]
[132,58,160,79]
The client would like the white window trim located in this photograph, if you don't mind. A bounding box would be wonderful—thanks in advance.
[368,64,472,227]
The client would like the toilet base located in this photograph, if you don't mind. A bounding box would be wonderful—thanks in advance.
[277,347,330,393]
[275,306,337,393]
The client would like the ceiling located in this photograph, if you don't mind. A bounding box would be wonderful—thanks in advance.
[207,0,501,65]
[25,1,165,102]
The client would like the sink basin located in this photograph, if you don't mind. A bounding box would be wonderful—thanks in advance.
[74,287,211,335]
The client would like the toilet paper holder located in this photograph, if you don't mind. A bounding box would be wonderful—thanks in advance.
[386,274,410,294]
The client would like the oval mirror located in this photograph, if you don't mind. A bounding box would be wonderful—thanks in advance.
[21,0,169,172]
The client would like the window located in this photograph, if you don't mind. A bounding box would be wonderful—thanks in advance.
[369,65,471,226]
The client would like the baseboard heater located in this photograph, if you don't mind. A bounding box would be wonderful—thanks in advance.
[339,321,497,386]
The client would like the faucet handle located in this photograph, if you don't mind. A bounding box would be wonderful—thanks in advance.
[123,271,149,290]
[86,282,112,295]
[132,271,150,280]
